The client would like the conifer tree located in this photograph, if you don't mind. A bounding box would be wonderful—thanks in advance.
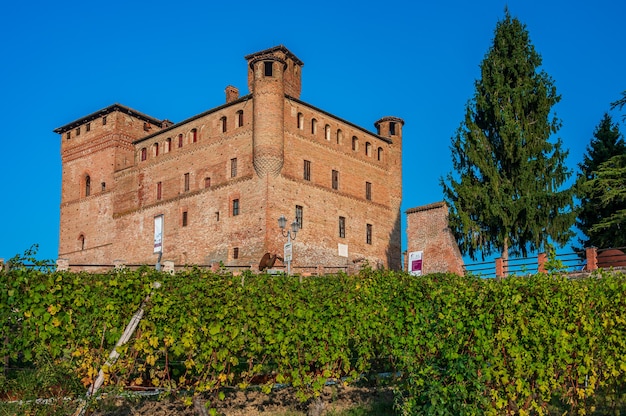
[442,11,575,261]
[576,114,626,248]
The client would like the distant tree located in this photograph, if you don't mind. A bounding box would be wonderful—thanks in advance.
[611,90,626,121]
[576,113,626,248]
[442,10,575,262]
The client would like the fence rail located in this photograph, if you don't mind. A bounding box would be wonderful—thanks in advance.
[464,246,626,278]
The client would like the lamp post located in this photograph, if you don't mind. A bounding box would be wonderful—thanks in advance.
[278,215,299,275]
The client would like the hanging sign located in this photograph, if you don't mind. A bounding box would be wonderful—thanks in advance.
[409,251,423,276]
[154,215,163,253]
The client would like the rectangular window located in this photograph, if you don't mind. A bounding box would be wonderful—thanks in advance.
[182,211,188,227]
[86,123,91,132]
[366,224,372,245]
[389,122,396,135]
[304,160,311,181]
[184,173,190,192]
[237,111,244,127]
[233,247,239,259]
[232,198,239,216]
[215,211,220,221]
[66,132,71,140]
[76,127,81,136]
[156,181,162,200]
[366,182,372,200]
[231,158,237,178]
[264,61,273,77]
[102,116,107,125]
[339,216,346,238]
[178,134,184,148]
[295,205,303,229]
[332,170,339,190]
[221,116,227,133]
[204,177,211,188]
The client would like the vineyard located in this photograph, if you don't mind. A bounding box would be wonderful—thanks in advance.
[2,252,626,415]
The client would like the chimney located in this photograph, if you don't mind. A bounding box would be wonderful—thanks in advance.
[225,85,239,103]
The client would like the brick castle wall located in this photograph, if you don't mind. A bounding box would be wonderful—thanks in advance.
[54,46,403,271]
[406,202,464,275]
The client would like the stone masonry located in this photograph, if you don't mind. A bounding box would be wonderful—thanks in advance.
[54,46,403,272]
[405,202,464,275]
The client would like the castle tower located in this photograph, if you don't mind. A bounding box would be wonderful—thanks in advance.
[245,46,304,177]
[53,105,162,264]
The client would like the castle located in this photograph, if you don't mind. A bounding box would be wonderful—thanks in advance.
[54,46,404,272]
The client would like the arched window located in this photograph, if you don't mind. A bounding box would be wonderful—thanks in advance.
[325,125,331,141]
[141,147,147,161]
[377,147,383,161]
[297,113,304,129]
[221,116,227,133]
[85,175,91,197]
[178,134,184,148]
[311,118,317,135]
[337,129,343,145]
[79,234,85,251]
[352,136,358,151]
[191,128,198,143]
[153,142,159,157]
[166,138,172,153]
[237,110,244,127]
[365,142,372,156]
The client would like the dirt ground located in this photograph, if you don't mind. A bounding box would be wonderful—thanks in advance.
[87,385,396,416]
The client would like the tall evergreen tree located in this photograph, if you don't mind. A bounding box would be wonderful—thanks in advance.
[576,114,626,248]
[441,11,575,261]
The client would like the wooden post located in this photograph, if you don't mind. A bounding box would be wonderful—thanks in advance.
[585,247,598,271]
[495,257,504,279]
[537,252,547,273]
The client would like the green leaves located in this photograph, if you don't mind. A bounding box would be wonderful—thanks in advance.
[3,265,626,414]
[442,11,574,261]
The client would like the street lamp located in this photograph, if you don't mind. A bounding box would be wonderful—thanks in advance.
[278,215,299,275]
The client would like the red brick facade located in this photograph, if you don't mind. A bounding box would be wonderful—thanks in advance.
[54,46,403,271]
[405,202,464,275]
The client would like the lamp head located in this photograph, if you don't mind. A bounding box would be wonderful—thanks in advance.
[278,215,287,230]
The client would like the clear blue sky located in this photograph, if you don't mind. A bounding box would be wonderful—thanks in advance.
[0,0,624,262]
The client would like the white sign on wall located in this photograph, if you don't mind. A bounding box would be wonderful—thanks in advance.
[154,215,163,253]
[408,251,423,276]
[338,243,348,258]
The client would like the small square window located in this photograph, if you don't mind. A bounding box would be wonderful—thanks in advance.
[184,173,190,192]
[182,211,188,227]
[339,216,346,238]
[296,205,303,229]
[232,199,240,216]
[231,158,237,178]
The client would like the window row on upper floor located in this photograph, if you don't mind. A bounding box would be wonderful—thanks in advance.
[295,112,385,161]
[138,110,245,162]
[65,115,108,140]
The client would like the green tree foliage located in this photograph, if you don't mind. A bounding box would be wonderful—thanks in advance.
[611,90,626,121]
[442,11,575,261]
[580,154,626,247]
[576,113,626,248]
